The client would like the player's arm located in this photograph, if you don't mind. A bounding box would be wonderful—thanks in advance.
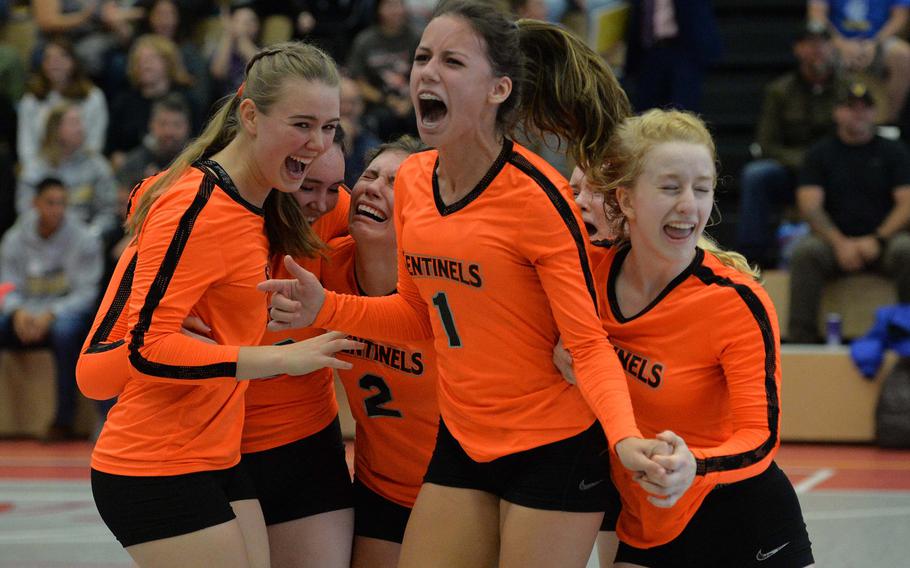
[688,288,781,485]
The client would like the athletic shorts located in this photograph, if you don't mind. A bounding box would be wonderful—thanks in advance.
[91,463,257,547]
[241,415,353,525]
[353,477,412,543]
[423,419,617,514]
[614,462,814,567]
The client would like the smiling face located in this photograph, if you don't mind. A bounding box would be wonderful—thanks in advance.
[245,77,340,195]
[134,44,169,88]
[293,143,344,224]
[349,149,408,245]
[42,43,75,89]
[570,166,611,243]
[56,107,86,152]
[410,14,511,147]
[619,141,715,269]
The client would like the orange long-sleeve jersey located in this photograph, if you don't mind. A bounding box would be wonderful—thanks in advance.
[322,236,438,507]
[313,141,641,462]
[91,161,269,476]
[597,245,782,548]
[77,175,159,400]
[241,190,351,453]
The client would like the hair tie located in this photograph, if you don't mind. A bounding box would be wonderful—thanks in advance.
[237,81,245,98]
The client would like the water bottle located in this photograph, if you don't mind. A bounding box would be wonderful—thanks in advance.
[826,313,843,347]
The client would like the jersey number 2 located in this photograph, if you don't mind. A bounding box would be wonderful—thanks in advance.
[432,292,462,348]
[359,374,402,418]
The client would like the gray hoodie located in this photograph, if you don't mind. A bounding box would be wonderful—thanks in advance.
[1,211,102,317]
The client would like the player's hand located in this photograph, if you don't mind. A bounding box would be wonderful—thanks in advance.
[182,315,216,344]
[614,437,667,485]
[632,431,697,508]
[286,331,363,375]
[258,256,326,332]
[552,337,576,384]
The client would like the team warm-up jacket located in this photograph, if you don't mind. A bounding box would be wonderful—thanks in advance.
[241,190,351,454]
[595,244,782,547]
[90,161,269,476]
[312,140,641,461]
[323,235,438,507]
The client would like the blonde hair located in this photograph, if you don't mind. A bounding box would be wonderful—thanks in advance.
[128,42,340,258]
[598,109,759,279]
[127,34,193,88]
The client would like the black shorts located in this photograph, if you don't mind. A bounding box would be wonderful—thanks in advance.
[423,419,617,514]
[240,415,353,525]
[91,463,258,548]
[353,477,412,544]
[614,462,814,568]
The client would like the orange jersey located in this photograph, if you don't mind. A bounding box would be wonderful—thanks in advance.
[92,161,269,476]
[241,190,351,453]
[597,245,782,547]
[77,176,159,400]
[313,141,640,461]
[323,236,438,507]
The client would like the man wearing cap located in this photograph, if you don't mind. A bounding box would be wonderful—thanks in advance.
[788,80,910,342]
[809,0,910,123]
[736,23,846,267]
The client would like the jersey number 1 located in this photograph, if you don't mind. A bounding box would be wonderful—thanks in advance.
[432,292,462,348]
[359,374,402,418]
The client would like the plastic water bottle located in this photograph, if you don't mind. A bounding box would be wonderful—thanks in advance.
[826,313,843,347]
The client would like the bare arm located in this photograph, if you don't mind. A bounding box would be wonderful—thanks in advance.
[875,6,909,41]
[876,186,910,238]
[798,184,843,243]
[32,0,96,33]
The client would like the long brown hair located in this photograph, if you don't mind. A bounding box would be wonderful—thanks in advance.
[128,42,340,258]
[27,38,94,100]
[430,0,631,179]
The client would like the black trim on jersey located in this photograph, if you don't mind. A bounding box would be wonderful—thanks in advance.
[591,239,613,248]
[433,139,513,216]
[83,252,138,355]
[128,172,238,379]
[607,245,705,323]
[195,159,265,217]
[508,152,599,311]
[691,263,779,476]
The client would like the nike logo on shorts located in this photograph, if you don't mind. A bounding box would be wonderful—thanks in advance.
[578,479,604,491]
[756,542,790,561]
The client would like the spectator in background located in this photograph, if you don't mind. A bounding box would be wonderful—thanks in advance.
[30,0,145,78]
[789,81,910,342]
[106,34,198,164]
[103,0,211,114]
[292,0,374,64]
[208,0,260,98]
[623,0,722,112]
[115,92,190,191]
[340,76,381,188]
[509,0,549,21]
[346,0,419,141]
[18,37,109,164]
[18,103,118,238]
[736,24,844,268]
[0,177,102,441]
[809,0,910,123]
